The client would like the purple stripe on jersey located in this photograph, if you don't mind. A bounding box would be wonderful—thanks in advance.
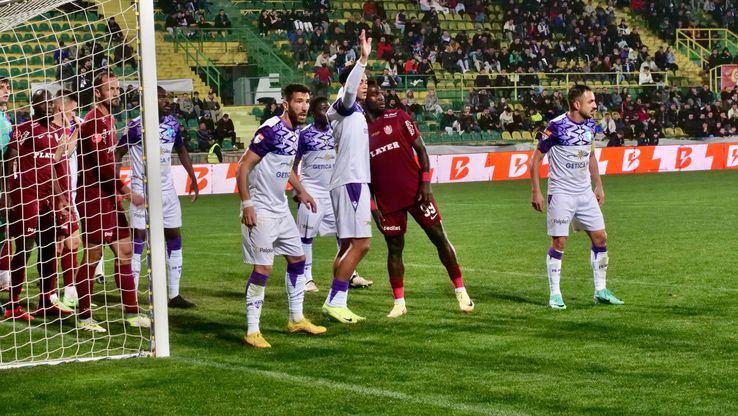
[346,183,362,211]
[547,247,564,260]
[119,118,142,146]
[248,271,269,287]
[547,195,553,204]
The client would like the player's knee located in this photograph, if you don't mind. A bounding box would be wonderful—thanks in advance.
[592,231,607,247]
[355,239,371,256]
[254,264,272,276]
[551,237,567,252]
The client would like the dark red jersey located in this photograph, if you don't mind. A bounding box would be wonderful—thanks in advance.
[367,109,422,213]
[78,106,122,202]
[9,119,63,198]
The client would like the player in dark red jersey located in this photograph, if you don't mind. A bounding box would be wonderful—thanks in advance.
[4,89,73,320]
[75,72,149,332]
[364,80,474,317]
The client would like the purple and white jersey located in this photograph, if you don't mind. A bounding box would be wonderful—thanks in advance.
[120,115,183,193]
[327,62,371,189]
[296,123,335,199]
[538,113,597,196]
[248,116,299,217]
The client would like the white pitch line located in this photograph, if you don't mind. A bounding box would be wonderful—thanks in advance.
[179,357,528,416]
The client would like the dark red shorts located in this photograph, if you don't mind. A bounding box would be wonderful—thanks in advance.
[77,197,130,245]
[377,197,442,237]
[58,205,79,236]
[8,191,56,238]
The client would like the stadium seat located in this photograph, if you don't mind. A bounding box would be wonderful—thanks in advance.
[663,128,675,137]
[674,127,686,137]
[522,131,533,141]
[511,131,523,141]
[501,131,512,141]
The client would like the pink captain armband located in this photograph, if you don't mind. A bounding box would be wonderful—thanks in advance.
[421,171,432,183]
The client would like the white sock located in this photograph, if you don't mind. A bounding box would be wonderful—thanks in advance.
[547,249,563,296]
[246,273,268,335]
[285,265,305,322]
[325,278,349,307]
[50,293,59,304]
[303,242,313,282]
[0,269,10,289]
[168,249,183,299]
[591,247,608,291]
[454,287,466,293]
[132,252,142,289]
[94,258,105,277]
[63,285,77,300]
[394,298,405,305]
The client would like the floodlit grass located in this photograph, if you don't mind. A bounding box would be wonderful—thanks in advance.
[2,170,737,415]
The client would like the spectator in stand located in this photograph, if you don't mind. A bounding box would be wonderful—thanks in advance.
[177,93,198,125]
[204,90,222,121]
[478,107,497,132]
[395,10,406,34]
[529,108,544,129]
[192,91,204,117]
[294,37,310,69]
[405,90,423,116]
[441,108,461,135]
[214,9,231,34]
[376,36,393,60]
[197,122,213,152]
[199,112,215,132]
[458,105,480,133]
[424,89,443,115]
[215,113,236,146]
[314,63,331,98]
[600,113,617,145]
[363,0,378,20]
[379,68,398,88]
[499,106,515,132]
[108,17,123,43]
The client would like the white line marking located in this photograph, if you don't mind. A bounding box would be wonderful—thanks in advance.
[179,357,529,416]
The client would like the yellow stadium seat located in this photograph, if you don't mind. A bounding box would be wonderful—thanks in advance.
[522,131,533,141]
[674,127,685,137]
[663,128,675,137]
[502,131,513,141]
[385,2,397,10]
[511,131,523,141]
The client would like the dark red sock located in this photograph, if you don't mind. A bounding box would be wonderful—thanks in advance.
[389,276,404,300]
[38,236,58,307]
[76,262,95,319]
[0,239,11,270]
[115,261,139,313]
[61,246,77,288]
[446,264,464,289]
[9,252,26,310]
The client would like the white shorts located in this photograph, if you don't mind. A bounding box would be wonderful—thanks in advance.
[242,213,304,265]
[330,183,372,240]
[297,196,336,239]
[130,186,182,230]
[547,192,605,237]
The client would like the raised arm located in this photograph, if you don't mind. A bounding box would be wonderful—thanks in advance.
[342,29,372,108]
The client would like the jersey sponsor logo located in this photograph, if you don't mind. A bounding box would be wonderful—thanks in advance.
[33,151,55,160]
[104,231,114,238]
[258,247,274,253]
[550,217,569,225]
[276,171,291,178]
[382,225,402,231]
[383,125,393,135]
[565,161,588,169]
[369,141,400,158]
[405,120,415,136]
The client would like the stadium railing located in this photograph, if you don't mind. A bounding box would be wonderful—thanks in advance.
[172,30,223,96]
[676,28,738,67]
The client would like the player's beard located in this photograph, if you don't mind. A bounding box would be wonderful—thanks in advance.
[288,107,307,127]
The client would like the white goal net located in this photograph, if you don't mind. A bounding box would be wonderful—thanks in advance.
[0,0,168,368]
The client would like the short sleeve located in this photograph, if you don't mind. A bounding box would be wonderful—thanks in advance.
[172,119,184,149]
[398,110,421,143]
[119,118,142,146]
[537,121,558,153]
[248,127,275,158]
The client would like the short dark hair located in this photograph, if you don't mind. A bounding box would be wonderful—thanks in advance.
[0,76,8,85]
[366,79,378,88]
[309,96,328,113]
[283,83,311,101]
[338,65,355,85]
[567,84,592,108]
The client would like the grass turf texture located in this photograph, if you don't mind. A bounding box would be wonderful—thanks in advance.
[2,169,738,415]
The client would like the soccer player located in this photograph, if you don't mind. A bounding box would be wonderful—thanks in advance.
[117,86,199,308]
[0,77,12,294]
[530,84,624,309]
[321,30,373,323]
[51,90,83,308]
[75,72,150,332]
[364,81,474,318]
[237,83,326,348]
[293,96,373,293]
[4,89,73,320]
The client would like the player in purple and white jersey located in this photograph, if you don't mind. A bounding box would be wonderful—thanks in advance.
[530,84,623,310]
[293,96,372,293]
[116,86,200,308]
[237,84,327,348]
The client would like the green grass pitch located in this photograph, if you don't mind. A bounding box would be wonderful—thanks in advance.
[2,169,738,415]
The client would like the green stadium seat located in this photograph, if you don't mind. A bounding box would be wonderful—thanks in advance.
[222,140,234,150]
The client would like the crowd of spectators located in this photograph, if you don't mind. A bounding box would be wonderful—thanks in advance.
[170,90,234,150]
[161,0,233,37]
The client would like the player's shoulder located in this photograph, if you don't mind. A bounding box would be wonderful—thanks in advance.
[162,114,180,129]
[585,118,597,130]
[299,123,315,138]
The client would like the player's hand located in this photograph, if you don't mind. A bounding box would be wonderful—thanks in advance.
[418,182,433,206]
[531,190,545,212]
[295,190,317,213]
[242,206,257,227]
[188,178,199,202]
[359,29,372,62]
[130,193,145,206]
[56,195,70,223]
[594,186,605,206]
